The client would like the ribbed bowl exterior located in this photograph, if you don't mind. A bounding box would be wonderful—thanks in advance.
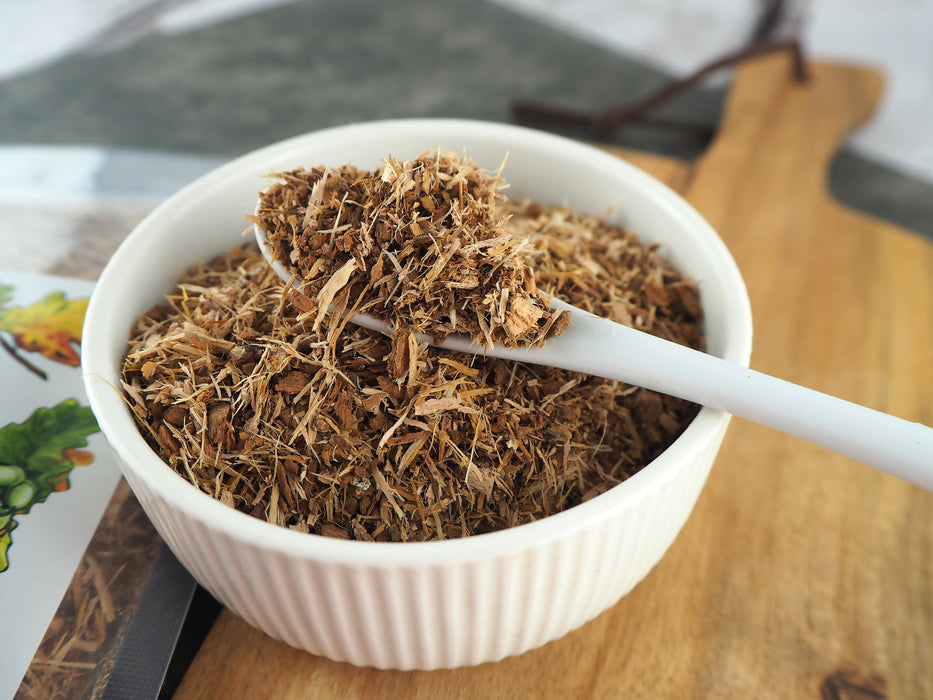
[115,419,726,669]
[83,119,752,671]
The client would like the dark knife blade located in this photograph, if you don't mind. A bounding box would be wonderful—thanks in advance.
[101,542,206,700]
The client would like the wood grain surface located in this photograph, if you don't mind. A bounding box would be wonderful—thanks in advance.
[174,53,933,699]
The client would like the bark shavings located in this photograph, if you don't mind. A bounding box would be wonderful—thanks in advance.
[16,481,161,699]
[121,160,705,542]
[250,150,569,348]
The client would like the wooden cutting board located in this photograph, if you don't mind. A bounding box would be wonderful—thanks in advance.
[174,53,933,699]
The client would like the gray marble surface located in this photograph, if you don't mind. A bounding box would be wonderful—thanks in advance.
[1,0,931,240]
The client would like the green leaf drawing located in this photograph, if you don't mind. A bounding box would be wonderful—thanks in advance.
[0,399,100,572]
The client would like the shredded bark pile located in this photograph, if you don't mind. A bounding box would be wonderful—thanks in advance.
[121,162,705,542]
[251,150,569,347]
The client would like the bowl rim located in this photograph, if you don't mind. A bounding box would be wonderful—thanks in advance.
[82,118,752,566]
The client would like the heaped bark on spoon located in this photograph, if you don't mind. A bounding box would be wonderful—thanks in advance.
[251,150,570,347]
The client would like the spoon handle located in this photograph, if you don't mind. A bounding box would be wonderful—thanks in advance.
[496,309,933,489]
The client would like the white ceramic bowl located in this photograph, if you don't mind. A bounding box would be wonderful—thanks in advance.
[82,119,752,670]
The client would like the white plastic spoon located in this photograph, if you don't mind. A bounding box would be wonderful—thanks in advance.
[256,231,933,490]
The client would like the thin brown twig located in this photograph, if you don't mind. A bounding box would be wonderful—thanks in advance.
[0,333,48,380]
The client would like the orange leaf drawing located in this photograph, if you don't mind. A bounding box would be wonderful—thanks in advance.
[0,287,89,372]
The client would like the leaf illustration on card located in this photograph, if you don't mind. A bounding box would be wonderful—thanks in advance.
[0,284,89,379]
[0,400,100,572]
